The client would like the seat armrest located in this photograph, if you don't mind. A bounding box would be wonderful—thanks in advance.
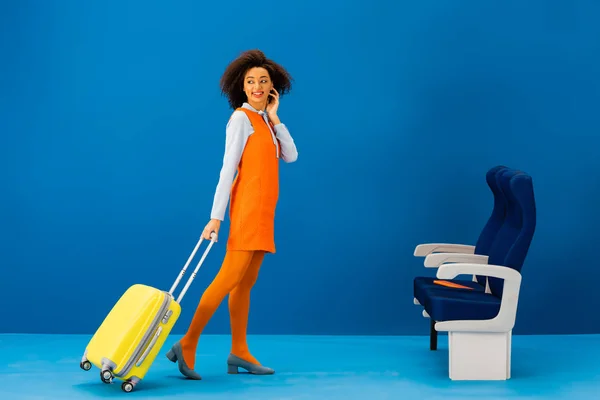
[424,253,488,268]
[413,243,475,257]
[436,263,521,283]
[434,263,522,333]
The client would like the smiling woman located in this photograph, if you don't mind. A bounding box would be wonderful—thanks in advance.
[165,49,298,381]
[219,49,293,111]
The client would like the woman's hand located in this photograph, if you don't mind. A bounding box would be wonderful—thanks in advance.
[203,219,221,241]
[266,88,281,124]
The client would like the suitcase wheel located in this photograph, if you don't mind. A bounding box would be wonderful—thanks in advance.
[100,369,114,384]
[121,381,135,393]
[80,360,92,371]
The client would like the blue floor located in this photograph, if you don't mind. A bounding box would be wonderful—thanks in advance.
[1,333,598,399]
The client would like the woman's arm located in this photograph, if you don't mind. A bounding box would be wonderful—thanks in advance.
[210,111,252,221]
[274,123,298,163]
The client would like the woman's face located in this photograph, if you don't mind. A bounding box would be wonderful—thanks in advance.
[243,67,273,109]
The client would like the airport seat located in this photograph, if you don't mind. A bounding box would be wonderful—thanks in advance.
[416,170,536,380]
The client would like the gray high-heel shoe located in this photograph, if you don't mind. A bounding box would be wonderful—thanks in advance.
[227,353,275,375]
[165,341,202,380]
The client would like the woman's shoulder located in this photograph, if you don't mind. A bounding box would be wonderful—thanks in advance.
[226,108,253,136]
[229,108,249,121]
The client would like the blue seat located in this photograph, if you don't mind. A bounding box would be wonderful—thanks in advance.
[418,171,536,380]
[412,165,510,349]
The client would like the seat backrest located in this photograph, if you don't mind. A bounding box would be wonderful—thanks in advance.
[474,165,510,286]
[483,168,522,288]
[487,171,537,297]
[474,165,510,255]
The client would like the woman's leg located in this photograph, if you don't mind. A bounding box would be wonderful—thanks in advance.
[228,250,265,364]
[178,250,255,370]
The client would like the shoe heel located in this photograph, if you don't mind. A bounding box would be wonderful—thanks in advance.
[166,349,177,363]
[227,364,238,374]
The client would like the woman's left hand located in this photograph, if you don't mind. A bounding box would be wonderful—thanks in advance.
[266,88,280,124]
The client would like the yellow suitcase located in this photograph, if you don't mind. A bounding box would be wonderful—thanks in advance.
[79,233,216,393]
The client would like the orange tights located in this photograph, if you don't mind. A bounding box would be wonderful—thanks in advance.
[179,250,265,369]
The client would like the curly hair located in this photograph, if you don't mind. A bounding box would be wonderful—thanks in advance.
[220,49,293,110]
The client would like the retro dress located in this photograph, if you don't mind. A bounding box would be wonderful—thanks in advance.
[210,102,298,253]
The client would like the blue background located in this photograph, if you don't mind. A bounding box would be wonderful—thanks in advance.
[2,0,599,336]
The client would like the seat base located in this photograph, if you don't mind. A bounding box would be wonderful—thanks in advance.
[448,330,511,380]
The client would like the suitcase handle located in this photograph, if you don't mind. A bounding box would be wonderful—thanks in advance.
[169,231,217,303]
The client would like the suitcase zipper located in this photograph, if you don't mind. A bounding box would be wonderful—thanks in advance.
[114,291,172,378]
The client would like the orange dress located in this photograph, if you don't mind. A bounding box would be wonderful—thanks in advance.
[227,108,280,253]
[209,103,297,254]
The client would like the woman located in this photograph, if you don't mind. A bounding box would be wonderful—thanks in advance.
[165,49,298,380]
